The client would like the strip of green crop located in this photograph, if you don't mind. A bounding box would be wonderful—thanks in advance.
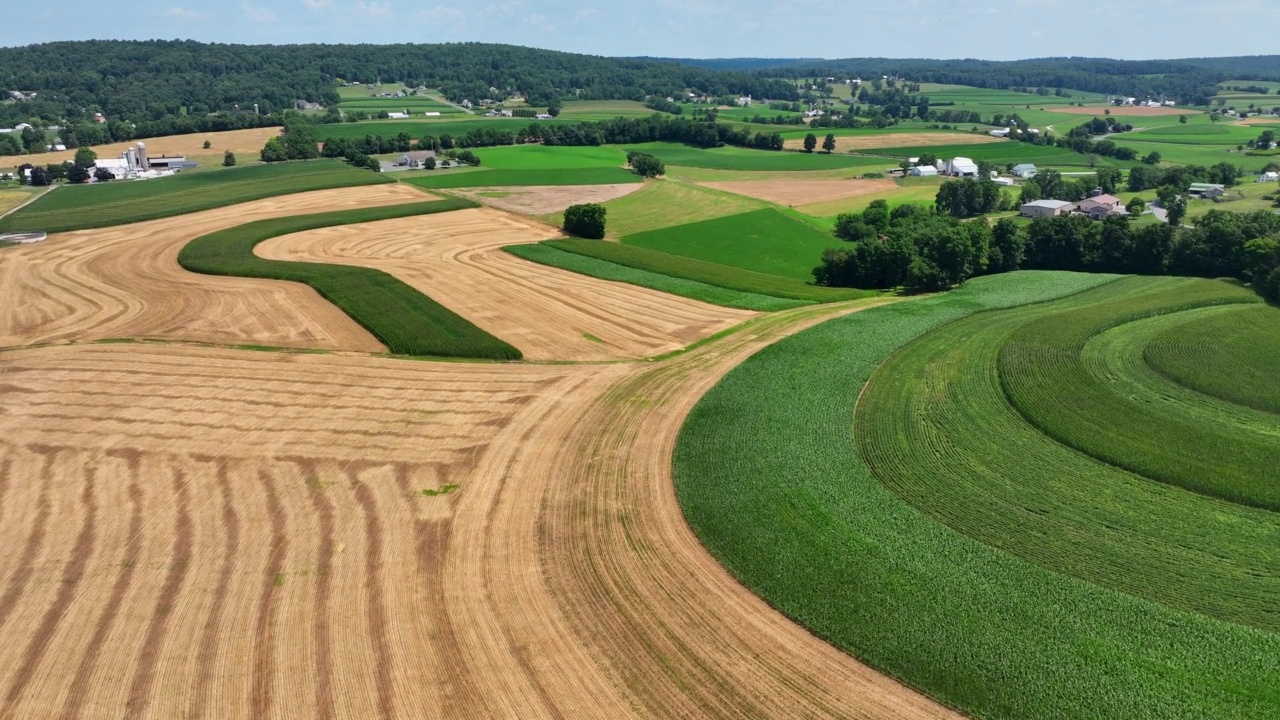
[545,239,871,303]
[502,243,806,311]
[676,270,1280,720]
[1145,303,1280,415]
[996,277,1280,510]
[178,198,522,360]
[0,160,392,233]
[402,167,640,189]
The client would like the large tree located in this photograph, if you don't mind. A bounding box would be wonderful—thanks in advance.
[803,133,817,153]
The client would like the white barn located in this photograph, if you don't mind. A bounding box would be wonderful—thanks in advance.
[909,165,939,177]
[944,157,980,178]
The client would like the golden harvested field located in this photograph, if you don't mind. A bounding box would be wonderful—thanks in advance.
[782,132,1004,151]
[1052,104,1189,116]
[702,178,900,207]
[0,184,433,351]
[0,295,960,719]
[39,127,283,166]
[256,208,755,361]
[448,183,644,215]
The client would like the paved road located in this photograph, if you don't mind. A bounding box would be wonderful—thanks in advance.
[1151,206,1169,223]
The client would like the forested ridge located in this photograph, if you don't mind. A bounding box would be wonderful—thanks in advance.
[0,41,798,127]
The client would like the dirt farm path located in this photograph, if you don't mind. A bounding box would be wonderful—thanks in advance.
[256,208,755,361]
[0,296,960,719]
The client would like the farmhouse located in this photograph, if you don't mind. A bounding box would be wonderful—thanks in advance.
[1188,183,1226,198]
[1258,171,1280,183]
[943,157,980,178]
[1021,199,1074,218]
[396,150,437,166]
[1075,194,1125,220]
[909,165,939,177]
[1012,163,1037,179]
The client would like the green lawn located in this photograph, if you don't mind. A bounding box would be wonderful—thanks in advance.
[591,180,768,236]
[472,144,628,170]
[621,207,844,281]
[0,160,391,233]
[544,238,872,303]
[402,166,640,189]
[677,270,1280,720]
[502,243,807,311]
[178,198,521,360]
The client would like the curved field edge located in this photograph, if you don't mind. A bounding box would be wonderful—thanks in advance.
[856,278,1280,634]
[542,238,873,303]
[0,160,393,234]
[501,243,807,311]
[674,271,1280,720]
[995,278,1280,511]
[1144,304,1280,415]
[178,198,523,360]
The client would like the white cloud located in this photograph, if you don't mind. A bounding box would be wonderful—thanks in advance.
[240,1,278,22]
[303,0,333,9]
[355,1,393,16]
[164,6,208,19]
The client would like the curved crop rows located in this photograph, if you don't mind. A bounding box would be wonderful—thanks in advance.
[1145,303,1280,415]
[180,198,523,360]
[255,208,755,361]
[677,271,1280,720]
[997,277,1280,510]
[0,184,433,352]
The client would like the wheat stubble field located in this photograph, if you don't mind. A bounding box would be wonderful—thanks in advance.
[0,178,955,719]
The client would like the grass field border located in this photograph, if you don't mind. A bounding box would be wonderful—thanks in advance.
[178,197,522,360]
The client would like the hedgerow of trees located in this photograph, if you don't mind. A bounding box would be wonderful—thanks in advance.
[564,203,607,239]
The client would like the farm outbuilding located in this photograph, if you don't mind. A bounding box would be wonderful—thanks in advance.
[944,157,980,178]
[909,165,938,177]
[1012,163,1037,179]
[1188,183,1226,198]
[1020,199,1074,218]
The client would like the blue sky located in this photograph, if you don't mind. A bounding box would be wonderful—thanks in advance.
[5,0,1278,61]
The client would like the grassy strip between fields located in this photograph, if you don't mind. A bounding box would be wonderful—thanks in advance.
[676,270,1280,720]
[503,243,806,311]
[0,160,392,233]
[545,238,874,303]
[1145,303,1280,415]
[178,198,522,360]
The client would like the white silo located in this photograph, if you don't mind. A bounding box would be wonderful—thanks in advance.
[125,147,138,172]
[136,141,149,171]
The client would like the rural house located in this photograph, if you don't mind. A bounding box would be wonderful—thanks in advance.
[1012,163,1037,179]
[1020,199,1074,218]
[1258,171,1280,183]
[396,150,437,167]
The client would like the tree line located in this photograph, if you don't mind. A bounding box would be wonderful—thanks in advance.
[815,200,1280,304]
[0,40,799,129]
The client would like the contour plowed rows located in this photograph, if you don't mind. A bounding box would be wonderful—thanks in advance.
[0,300,951,720]
[856,276,1280,632]
[255,208,756,361]
[0,184,432,351]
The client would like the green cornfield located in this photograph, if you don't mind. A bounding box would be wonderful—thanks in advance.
[676,271,1280,720]
[178,198,522,360]
[1145,304,1280,414]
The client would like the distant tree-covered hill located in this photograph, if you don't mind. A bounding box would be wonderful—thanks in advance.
[0,41,800,127]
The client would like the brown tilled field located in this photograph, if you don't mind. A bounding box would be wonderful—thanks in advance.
[0,296,959,719]
[702,178,900,207]
[256,208,755,361]
[0,184,434,351]
[782,131,1004,152]
[37,127,283,166]
[448,183,644,215]
[1051,104,1189,116]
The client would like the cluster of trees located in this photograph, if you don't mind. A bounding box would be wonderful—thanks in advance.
[0,40,801,130]
[741,113,809,126]
[800,133,837,153]
[1250,129,1277,149]
[1068,117,1134,137]
[1223,84,1272,95]
[563,203,606,239]
[816,199,1280,304]
[18,146,112,186]
[644,98,683,115]
[935,179,1015,218]
[260,116,321,162]
[1126,162,1243,191]
[626,151,665,177]
[768,101,804,112]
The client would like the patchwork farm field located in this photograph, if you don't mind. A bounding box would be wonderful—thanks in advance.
[403,166,640,188]
[0,160,393,233]
[626,142,884,171]
[677,271,1280,720]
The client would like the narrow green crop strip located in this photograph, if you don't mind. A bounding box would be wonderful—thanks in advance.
[502,243,807,311]
[0,160,393,233]
[677,271,1280,720]
[545,238,872,303]
[997,278,1280,510]
[1145,304,1280,415]
[178,198,522,360]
